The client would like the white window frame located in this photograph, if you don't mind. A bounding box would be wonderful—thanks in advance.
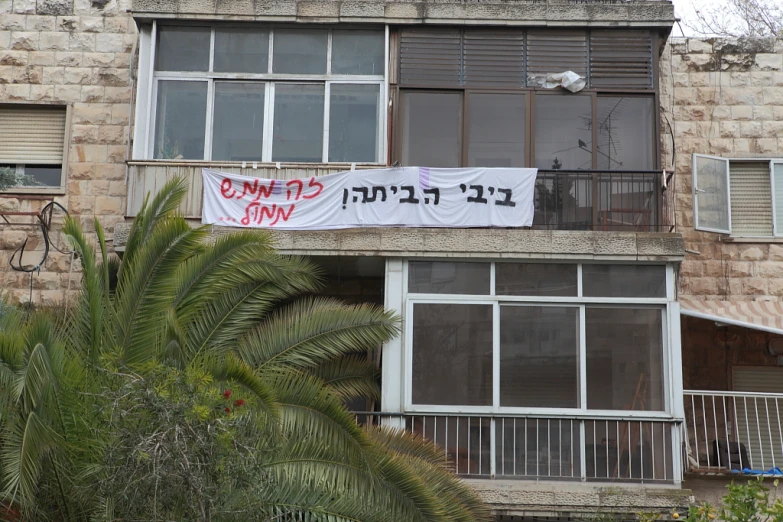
[0,104,71,195]
[137,22,388,165]
[691,154,783,238]
[693,153,731,234]
[770,159,783,237]
[401,260,677,420]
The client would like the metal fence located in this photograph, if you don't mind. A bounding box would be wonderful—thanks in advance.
[684,391,783,472]
[533,170,671,232]
[128,163,674,232]
[355,412,678,483]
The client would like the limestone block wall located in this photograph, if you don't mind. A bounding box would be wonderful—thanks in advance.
[660,37,783,300]
[0,0,135,304]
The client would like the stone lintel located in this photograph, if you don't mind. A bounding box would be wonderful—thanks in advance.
[113,223,684,262]
[131,0,676,29]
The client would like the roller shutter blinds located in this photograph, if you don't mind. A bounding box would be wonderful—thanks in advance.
[399,28,462,86]
[526,30,587,86]
[0,106,66,164]
[398,29,654,89]
[589,30,654,89]
[732,367,783,470]
[463,29,524,87]
[730,161,773,237]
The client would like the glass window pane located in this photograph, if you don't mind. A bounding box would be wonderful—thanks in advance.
[496,263,577,296]
[694,155,731,233]
[500,306,579,408]
[408,261,490,294]
[155,26,210,72]
[154,80,207,160]
[412,303,493,406]
[582,265,666,298]
[331,30,384,75]
[329,84,379,163]
[468,93,525,168]
[212,82,265,162]
[214,29,269,73]
[597,97,654,170]
[586,308,664,411]
[534,95,592,170]
[400,91,461,167]
[23,165,61,186]
[272,84,324,162]
[273,29,327,74]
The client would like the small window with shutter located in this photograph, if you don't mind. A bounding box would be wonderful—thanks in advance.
[729,161,773,237]
[0,105,68,190]
[693,155,783,237]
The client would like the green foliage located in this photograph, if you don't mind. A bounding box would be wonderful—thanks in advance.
[0,166,41,191]
[673,478,783,522]
[0,178,493,522]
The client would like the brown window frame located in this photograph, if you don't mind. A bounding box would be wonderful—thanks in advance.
[394,88,659,171]
[391,27,662,171]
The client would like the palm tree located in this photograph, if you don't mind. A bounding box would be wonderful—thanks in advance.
[0,177,493,522]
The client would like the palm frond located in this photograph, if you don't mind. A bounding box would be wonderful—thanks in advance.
[269,371,374,468]
[63,217,107,362]
[309,355,380,402]
[1,411,61,508]
[239,298,399,371]
[172,230,277,309]
[112,217,207,365]
[207,353,280,420]
[120,176,188,275]
[365,426,449,468]
[369,428,494,522]
[183,276,309,361]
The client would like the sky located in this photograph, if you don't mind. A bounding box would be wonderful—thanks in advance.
[670,0,733,36]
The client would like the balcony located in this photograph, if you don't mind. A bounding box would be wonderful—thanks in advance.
[126,162,673,233]
[684,390,783,474]
[355,412,680,484]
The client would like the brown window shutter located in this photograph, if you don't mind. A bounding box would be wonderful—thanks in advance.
[526,30,587,87]
[463,29,524,87]
[589,30,654,89]
[399,28,462,86]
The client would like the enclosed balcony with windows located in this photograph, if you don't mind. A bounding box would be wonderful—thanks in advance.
[377,260,685,484]
[129,23,674,233]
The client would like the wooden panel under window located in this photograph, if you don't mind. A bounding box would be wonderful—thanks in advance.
[463,29,524,87]
[399,28,461,86]
[730,161,773,237]
[0,106,66,164]
[589,30,654,89]
[526,30,587,86]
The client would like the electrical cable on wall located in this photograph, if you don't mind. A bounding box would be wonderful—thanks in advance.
[8,201,70,304]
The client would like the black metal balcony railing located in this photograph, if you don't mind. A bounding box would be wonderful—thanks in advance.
[127,163,674,232]
[532,170,672,232]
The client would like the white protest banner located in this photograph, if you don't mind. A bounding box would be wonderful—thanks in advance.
[201,166,538,230]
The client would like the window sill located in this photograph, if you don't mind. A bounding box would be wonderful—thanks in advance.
[0,188,66,197]
[127,159,386,169]
[723,236,783,243]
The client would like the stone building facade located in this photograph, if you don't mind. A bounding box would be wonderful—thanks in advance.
[660,36,783,501]
[0,0,134,304]
[661,36,783,300]
[17,0,783,516]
